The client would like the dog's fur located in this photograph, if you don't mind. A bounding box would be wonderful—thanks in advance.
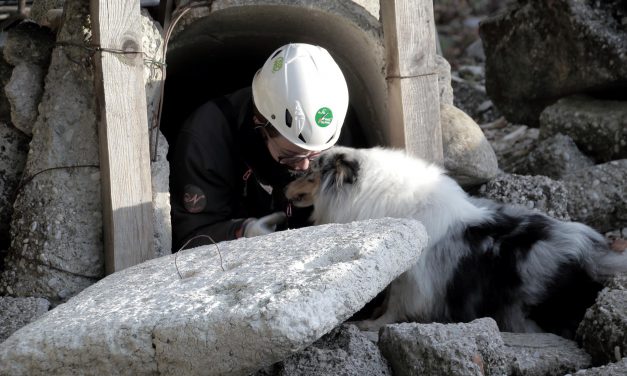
[285,146,627,336]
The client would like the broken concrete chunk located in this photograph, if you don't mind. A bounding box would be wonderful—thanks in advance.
[0,218,428,375]
[577,273,627,366]
[478,173,571,221]
[479,0,627,126]
[258,324,392,376]
[509,133,594,180]
[0,122,28,250]
[540,95,627,163]
[3,21,55,67]
[502,332,591,376]
[378,318,509,376]
[566,358,627,376]
[5,63,45,136]
[0,296,49,343]
[563,160,627,233]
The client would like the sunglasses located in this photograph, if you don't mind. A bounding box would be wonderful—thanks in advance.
[277,151,321,166]
[256,125,321,166]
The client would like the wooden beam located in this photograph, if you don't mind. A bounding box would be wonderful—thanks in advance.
[381,0,443,164]
[90,0,154,274]
[158,0,174,30]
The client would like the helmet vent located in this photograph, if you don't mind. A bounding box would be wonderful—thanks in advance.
[271,49,283,59]
[285,109,293,128]
[298,134,306,143]
[326,134,334,144]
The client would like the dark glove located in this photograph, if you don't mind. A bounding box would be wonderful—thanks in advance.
[243,212,287,237]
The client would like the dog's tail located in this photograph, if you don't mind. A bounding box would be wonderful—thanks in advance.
[569,222,627,281]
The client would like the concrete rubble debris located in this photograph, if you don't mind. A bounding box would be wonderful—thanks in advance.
[502,332,591,376]
[3,21,54,136]
[254,324,392,376]
[0,122,28,252]
[539,95,627,163]
[0,218,428,375]
[378,318,510,376]
[508,134,594,180]
[478,173,571,221]
[479,0,627,126]
[577,273,627,366]
[566,358,627,376]
[0,296,49,343]
[562,160,627,233]
[0,1,171,304]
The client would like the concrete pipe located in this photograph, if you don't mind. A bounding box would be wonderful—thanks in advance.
[161,0,387,150]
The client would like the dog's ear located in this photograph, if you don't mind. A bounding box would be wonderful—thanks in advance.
[321,152,359,189]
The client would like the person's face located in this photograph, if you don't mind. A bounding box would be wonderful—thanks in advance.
[254,116,321,171]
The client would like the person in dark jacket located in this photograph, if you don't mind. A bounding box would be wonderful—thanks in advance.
[170,43,349,251]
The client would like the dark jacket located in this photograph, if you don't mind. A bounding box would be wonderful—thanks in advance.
[170,87,312,251]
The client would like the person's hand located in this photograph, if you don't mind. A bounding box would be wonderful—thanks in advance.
[243,212,287,237]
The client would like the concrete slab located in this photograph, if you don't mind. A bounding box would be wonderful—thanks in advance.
[0,218,427,375]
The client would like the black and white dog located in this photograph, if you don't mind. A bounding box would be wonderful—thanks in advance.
[285,146,627,337]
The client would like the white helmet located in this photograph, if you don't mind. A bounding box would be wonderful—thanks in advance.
[252,43,349,151]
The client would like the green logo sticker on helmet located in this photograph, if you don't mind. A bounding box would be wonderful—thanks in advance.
[272,57,284,73]
[315,107,333,127]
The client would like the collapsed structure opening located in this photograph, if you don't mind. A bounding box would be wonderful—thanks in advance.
[159,3,387,153]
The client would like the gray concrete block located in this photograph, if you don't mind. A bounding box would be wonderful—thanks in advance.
[502,332,591,376]
[267,324,392,376]
[578,273,627,365]
[567,358,627,376]
[378,318,509,376]
[0,296,49,343]
[0,218,427,375]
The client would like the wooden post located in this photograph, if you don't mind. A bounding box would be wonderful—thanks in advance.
[381,0,443,163]
[91,0,154,274]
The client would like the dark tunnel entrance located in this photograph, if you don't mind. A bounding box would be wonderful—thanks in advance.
[159,3,388,155]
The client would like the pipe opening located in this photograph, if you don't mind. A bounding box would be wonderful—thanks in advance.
[160,3,387,152]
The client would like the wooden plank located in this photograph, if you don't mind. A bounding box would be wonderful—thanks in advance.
[381,0,443,163]
[387,76,442,161]
[90,0,154,274]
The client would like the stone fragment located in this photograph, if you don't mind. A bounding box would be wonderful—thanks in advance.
[378,318,509,376]
[567,358,627,376]
[0,57,13,122]
[0,122,28,251]
[509,133,594,179]
[256,324,392,376]
[0,0,102,305]
[3,21,55,67]
[0,218,428,376]
[441,103,499,187]
[539,95,627,163]
[141,8,171,257]
[0,3,171,303]
[28,0,66,28]
[478,173,570,220]
[563,160,627,233]
[479,0,627,126]
[502,332,591,376]
[436,54,454,106]
[5,63,45,136]
[0,296,49,343]
[577,273,627,366]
